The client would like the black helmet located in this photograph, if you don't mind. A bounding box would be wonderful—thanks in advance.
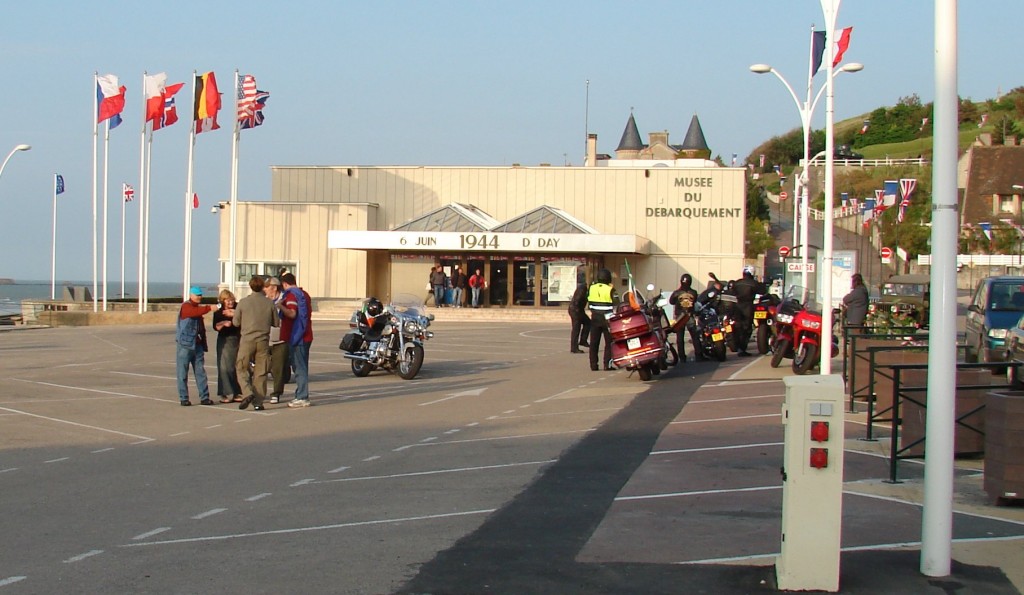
[596,268,612,284]
[365,297,383,317]
[680,273,692,287]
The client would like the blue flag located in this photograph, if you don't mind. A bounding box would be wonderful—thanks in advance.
[811,31,827,76]
[55,174,64,195]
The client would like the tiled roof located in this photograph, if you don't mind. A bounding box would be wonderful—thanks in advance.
[962,146,1024,224]
[616,113,644,151]
[392,203,500,232]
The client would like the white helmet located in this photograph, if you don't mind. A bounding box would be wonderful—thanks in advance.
[742,265,756,276]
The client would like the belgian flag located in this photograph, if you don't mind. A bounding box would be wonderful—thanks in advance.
[193,72,221,134]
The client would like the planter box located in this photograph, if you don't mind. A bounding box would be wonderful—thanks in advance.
[985,391,1024,503]
[900,369,990,457]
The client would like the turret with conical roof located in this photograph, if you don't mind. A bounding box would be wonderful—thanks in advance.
[677,114,711,159]
[615,113,644,159]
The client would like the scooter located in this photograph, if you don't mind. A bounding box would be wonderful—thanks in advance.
[608,283,678,381]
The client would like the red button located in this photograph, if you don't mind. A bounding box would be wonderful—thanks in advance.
[810,421,829,442]
[810,448,829,469]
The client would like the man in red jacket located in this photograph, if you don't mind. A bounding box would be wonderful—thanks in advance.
[176,286,216,406]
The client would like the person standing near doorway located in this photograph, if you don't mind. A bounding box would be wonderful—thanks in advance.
[586,268,618,371]
[450,265,466,308]
[430,265,447,308]
[469,268,483,308]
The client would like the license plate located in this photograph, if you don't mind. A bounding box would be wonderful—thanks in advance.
[712,332,724,341]
[725,324,733,332]
[754,311,767,319]
[627,337,641,350]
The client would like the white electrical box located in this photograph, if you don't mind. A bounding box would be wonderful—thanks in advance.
[777,374,845,592]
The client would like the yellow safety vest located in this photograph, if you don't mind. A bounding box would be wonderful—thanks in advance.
[587,283,614,313]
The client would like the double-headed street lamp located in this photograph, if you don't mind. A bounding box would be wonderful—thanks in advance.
[0,144,31,181]
[749,62,862,301]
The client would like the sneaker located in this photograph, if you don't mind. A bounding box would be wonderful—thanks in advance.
[288,399,311,408]
[270,395,280,404]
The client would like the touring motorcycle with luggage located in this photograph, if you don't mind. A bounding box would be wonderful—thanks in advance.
[769,286,839,375]
[608,283,679,381]
[339,295,434,380]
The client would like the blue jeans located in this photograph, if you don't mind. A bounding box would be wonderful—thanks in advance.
[433,285,444,306]
[290,341,311,401]
[176,343,210,402]
[471,287,481,306]
[452,287,463,307]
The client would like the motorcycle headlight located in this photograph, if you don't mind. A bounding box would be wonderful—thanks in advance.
[806,320,821,330]
[989,328,1008,339]
[404,320,422,334]
[776,313,794,324]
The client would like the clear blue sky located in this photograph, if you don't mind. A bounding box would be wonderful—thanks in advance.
[0,1,1019,284]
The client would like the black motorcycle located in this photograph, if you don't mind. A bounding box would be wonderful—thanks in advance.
[339,295,434,380]
[693,300,728,362]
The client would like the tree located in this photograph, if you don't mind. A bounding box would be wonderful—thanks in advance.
[746,177,771,222]
[745,218,774,259]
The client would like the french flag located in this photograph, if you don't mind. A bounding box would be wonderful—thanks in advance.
[97,74,126,129]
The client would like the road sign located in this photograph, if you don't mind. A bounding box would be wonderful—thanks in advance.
[880,246,893,259]
[779,245,791,258]
[786,262,816,273]
[779,191,789,201]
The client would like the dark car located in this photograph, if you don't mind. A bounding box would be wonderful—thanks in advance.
[964,275,1024,370]
[834,144,864,160]
[870,273,930,328]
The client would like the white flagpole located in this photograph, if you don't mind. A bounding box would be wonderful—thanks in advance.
[184,71,197,300]
[120,182,126,298]
[92,73,99,312]
[138,72,148,312]
[144,131,153,310]
[51,174,58,300]
[102,119,110,311]
[229,69,240,296]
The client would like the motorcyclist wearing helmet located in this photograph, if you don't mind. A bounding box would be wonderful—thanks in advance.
[585,268,619,371]
[732,266,767,357]
[669,273,702,362]
[357,297,388,337]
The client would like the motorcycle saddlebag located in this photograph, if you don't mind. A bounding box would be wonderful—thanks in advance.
[339,332,364,352]
[608,310,653,342]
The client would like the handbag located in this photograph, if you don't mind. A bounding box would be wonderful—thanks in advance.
[425,282,431,291]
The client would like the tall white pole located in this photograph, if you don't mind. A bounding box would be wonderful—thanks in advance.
[800,25,815,298]
[51,174,58,300]
[921,0,958,577]
[102,120,110,311]
[120,183,126,298]
[819,0,840,374]
[229,69,240,296]
[144,133,153,309]
[92,73,99,312]
[138,72,148,313]
[183,71,196,300]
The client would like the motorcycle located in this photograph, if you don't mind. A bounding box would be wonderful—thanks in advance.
[608,283,678,381]
[339,295,434,380]
[753,293,781,355]
[693,299,729,362]
[707,273,738,352]
[769,286,839,375]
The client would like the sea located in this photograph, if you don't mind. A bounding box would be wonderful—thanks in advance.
[0,280,218,316]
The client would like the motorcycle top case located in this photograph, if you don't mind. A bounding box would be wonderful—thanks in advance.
[339,332,364,353]
[607,307,655,342]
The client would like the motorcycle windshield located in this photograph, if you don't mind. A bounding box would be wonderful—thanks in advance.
[389,293,430,319]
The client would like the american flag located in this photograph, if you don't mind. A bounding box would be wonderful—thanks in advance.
[123,183,134,203]
[237,74,270,130]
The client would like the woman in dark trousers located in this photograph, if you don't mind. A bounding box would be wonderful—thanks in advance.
[213,290,243,403]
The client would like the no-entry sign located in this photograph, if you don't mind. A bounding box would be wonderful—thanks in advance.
[779,191,789,201]
[779,245,791,258]
[880,246,893,259]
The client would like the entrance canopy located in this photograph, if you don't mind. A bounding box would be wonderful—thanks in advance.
[328,203,650,254]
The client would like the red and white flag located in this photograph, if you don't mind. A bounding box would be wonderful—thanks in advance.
[831,27,853,67]
[122,183,134,203]
[897,179,916,223]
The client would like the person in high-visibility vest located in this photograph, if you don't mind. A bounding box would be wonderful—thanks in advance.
[586,268,619,371]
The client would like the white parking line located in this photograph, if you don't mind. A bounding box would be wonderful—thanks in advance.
[64,550,103,563]
[653,442,784,456]
[0,577,26,587]
[616,485,781,502]
[132,527,171,541]
[120,509,497,547]
[44,457,70,464]
[0,467,18,474]
[393,428,592,451]
[688,394,785,404]
[0,405,154,442]
[91,448,115,454]
[192,508,226,520]
[670,413,780,425]
[318,460,557,484]
[246,493,272,502]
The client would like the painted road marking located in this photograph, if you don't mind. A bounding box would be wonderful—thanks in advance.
[64,550,103,563]
[318,460,557,484]
[191,508,227,520]
[132,527,171,541]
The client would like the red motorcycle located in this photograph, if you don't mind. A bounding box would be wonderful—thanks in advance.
[608,284,679,381]
[769,287,839,375]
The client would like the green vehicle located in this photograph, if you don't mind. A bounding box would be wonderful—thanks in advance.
[871,274,930,328]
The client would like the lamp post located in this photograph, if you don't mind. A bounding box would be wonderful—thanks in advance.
[0,144,31,181]
[749,62,862,301]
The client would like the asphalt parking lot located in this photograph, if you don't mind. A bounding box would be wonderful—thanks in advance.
[1,321,1022,594]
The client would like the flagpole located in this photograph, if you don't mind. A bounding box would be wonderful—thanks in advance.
[120,182,126,298]
[138,72,148,312]
[102,119,110,311]
[51,174,58,300]
[229,69,240,296]
[92,72,99,312]
[144,131,153,309]
[184,71,197,300]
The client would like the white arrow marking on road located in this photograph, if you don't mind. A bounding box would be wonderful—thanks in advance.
[418,387,487,406]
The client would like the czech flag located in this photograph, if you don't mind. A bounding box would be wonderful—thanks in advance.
[97,74,126,129]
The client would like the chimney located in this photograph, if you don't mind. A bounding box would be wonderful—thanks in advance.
[586,133,597,167]
[649,131,669,148]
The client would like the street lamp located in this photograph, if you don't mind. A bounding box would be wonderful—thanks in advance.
[749,62,862,301]
[0,144,31,181]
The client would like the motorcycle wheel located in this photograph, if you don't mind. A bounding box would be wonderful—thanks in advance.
[770,338,789,369]
[756,324,770,355]
[638,366,653,381]
[398,344,425,380]
[713,341,727,362]
[351,359,374,377]
[792,342,819,375]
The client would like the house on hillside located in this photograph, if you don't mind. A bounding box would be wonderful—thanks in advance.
[958,135,1024,239]
[604,113,715,166]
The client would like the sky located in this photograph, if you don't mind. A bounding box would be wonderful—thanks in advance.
[0,1,1020,286]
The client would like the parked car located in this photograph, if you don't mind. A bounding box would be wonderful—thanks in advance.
[964,275,1024,371]
[870,273,930,328]
[834,144,864,160]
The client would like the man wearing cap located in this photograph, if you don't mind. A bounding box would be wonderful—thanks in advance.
[176,286,216,406]
[233,275,278,411]
[278,273,314,407]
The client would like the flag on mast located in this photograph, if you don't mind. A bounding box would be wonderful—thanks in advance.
[237,74,271,130]
[97,74,126,129]
[145,73,185,131]
[123,183,134,203]
[897,179,917,223]
[194,72,221,133]
[831,27,853,67]
[56,174,65,195]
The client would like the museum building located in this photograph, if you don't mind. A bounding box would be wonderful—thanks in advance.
[215,114,748,308]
